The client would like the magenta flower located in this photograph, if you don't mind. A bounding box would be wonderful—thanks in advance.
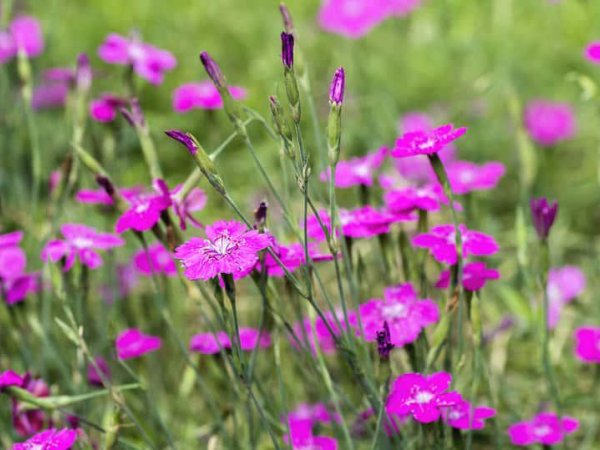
[238,328,272,350]
[0,230,38,305]
[284,403,340,427]
[190,331,230,354]
[115,328,162,360]
[158,181,206,230]
[329,67,345,105]
[133,243,177,277]
[412,224,499,265]
[172,81,246,112]
[574,326,600,363]
[359,283,439,347]
[524,100,576,146]
[285,419,338,450]
[12,428,78,450]
[441,400,495,430]
[530,197,558,240]
[0,370,24,390]
[391,124,467,158]
[87,356,111,387]
[292,309,358,354]
[386,372,462,423]
[41,224,124,272]
[383,184,448,213]
[388,0,422,16]
[0,16,44,64]
[75,186,143,206]
[318,0,388,39]
[98,33,176,84]
[12,374,50,436]
[319,147,388,188]
[547,266,585,328]
[89,94,128,122]
[261,241,332,277]
[32,81,69,110]
[435,261,500,292]
[4,274,39,305]
[446,160,505,195]
[175,220,271,281]
[585,41,600,64]
[508,412,579,446]
[115,189,171,234]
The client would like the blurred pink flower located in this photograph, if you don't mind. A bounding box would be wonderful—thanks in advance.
[446,160,505,195]
[585,41,600,64]
[115,189,171,234]
[189,328,271,354]
[508,412,579,446]
[116,328,162,360]
[12,428,78,450]
[98,33,176,84]
[435,261,500,291]
[285,418,338,450]
[386,372,462,423]
[284,403,341,427]
[12,374,50,436]
[441,400,496,430]
[574,326,600,363]
[391,124,467,158]
[172,80,246,112]
[412,224,499,265]
[384,184,447,213]
[261,241,332,277]
[133,243,177,277]
[547,265,585,328]
[0,16,44,64]
[87,356,111,387]
[32,81,69,110]
[292,309,358,354]
[0,232,39,305]
[75,186,143,206]
[319,147,388,188]
[359,283,439,347]
[524,100,576,146]
[41,223,125,272]
[0,370,23,389]
[89,94,128,122]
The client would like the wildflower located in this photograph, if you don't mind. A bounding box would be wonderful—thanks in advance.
[327,67,345,165]
[507,412,579,446]
[0,16,44,64]
[87,357,111,387]
[386,372,462,423]
[524,100,576,146]
[12,428,78,450]
[89,94,128,122]
[11,374,50,436]
[383,184,448,213]
[156,180,206,230]
[292,310,358,354]
[285,419,338,450]
[435,261,500,291]
[547,266,585,328]
[237,328,272,350]
[32,80,69,110]
[353,408,408,437]
[0,230,38,304]
[75,186,143,206]
[319,147,388,188]
[376,321,395,359]
[446,160,506,195]
[412,224,499,265]
[175,220,271,281]
[261,241,332,278]
[189,331,230,354]
[133,243,177,277]
[359,283,439,347]
[441,399,496,430]
[284,403,341,427]
[281,32,294,69]
[41,224,124,272]
[0,371,24,390]
[391,124,467,158]
[172,80,246,112]
[530,197,558,240]
[115,328,162,360]
[329,67,345,105]
[574,326,600,363]
[318,0,388,39]
[98,33,176,84]
[115,187,171,234]
[200,51,225,89]
[3,273,39,305]
[585,41,600,64]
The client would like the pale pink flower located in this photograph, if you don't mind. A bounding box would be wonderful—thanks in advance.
[384,184,447,213]
[574,326,600,363]
[446,160,505,195]
[285,418,338,450]
[12,428,78,450]
[318,0,389,39]
[173,80,246,112]
[116,328,162,360]
[524,100,576,146]
[391,124,467,158]
[547,266,585,328]
[87,356,111,387]
[89,94,128,122]
[508,412,579,446]
[32,81,69,110]
[133,243,177,277]
[441,400,496,430]
[319,147,388,188]
[435,261,500,291]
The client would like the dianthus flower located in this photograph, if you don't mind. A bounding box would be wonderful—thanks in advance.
[189,328,271,354]
[292,310,358,354]
[574,326,600,363]
[284,403,341,427]
[41,224,124,271]
[386,372,462,423]
[441,399,496,430]
[32,80,69,110]
[115,328,162,360]
[172,80,246,112]
[0,370,24,390]
[12,428,78,450]
[391,124,467,158]
[98,33,176,84]
[159,181,206,230]
[0,16,43,64]
[115,187,171,234]
[89,94,128,122]
[133,243,177,277]
[319,147,388,188]
[530,197,558,240]
[547,266,585,328]
[435,261,500,291]
[261,241,332,277]
[412,224,499,265]
[75,186,143,206]
[507,412,579,446]
[383,184,448,213]
[524,100,576,146]
[285,419,338,450]
[446,160,505,195]
[87,356,111,387]
[0,232,39,305]
[175,220,271,281]
[359,283,439,347]
[11,374,50,436]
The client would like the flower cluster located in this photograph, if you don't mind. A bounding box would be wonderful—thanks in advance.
[0,231,38,304]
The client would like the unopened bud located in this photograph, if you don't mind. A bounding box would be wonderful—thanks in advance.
[75,53,92,93]
[279,3,295,34]
[120,98,145,129]
[327,68,345,167]
[200,51,225,89]
[281,32,294,70]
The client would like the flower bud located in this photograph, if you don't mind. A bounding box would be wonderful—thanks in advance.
[376,321,394,360]
[530,197,558,240]
[279,3,295,34]
[281,32,294,70]
[254,201,268,231]
[327,68,345,166]
[120,98,145,129]
[200,51,225,89]
[75,53,92,93]
[329,67,345,106]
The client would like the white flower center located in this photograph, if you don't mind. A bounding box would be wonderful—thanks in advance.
[459,171,475,184]
[73,237,93,249]
[354,163,371,178]
[534,425,551,437]
[448,410,463,420]
[382,303,407,319]
[135,203,150,214]
[415,391,434,404]
[210,235,235,255]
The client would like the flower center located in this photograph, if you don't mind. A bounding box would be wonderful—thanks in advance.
[533,425,551,437]
[382,303,407,319]
[72,237,93,249]
[210,235,236,256]
[448,409,463,421]
[135,203,150,214]
[415,391,434,404]
[354,163,371,178]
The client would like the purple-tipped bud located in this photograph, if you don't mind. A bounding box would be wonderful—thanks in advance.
[96,175,115,197]
[530,197,558,240]
[254,201,268,230]
[329,67,345,105]
[376,321,394,360]
[200,51,225,89]
[120,98,145,128]
[75,53,92,92]
[165,130,198,155]
[279,3,295,34]
[281,32,294,70]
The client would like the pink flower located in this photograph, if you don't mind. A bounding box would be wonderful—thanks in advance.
[412,224,499,265]
[12,428,78,450]
[115,188,171,234]
[158,181,206,230]
[441,400,496,430]
[89,94,128,122]
[284,403,341,427]
[41,224,125,272]
[292,310,358,354]
[175,220,271,281]
[4,274,39,305]
[133,243,177,277]
[547,266,585,328]
[87,356,111,387]
[435,261,500,291]
[0,229,38,304]
[446,160,505,195]
[75,186,143,205]
[12,374,50,436]
[359,283,439,347]
[0,16,44,64]
[319,147,388,188]
[98,33,176,84]
[32,81,69,110]
[388,0,422,16]
[391,124,467,158]
[318,0,389,39]
[574,326,600,363]
[585,41,600,64]
[386,372,462,423]
[384,184,447,213]
[524,100,576,146]
[190,331,230,354]
[115,328,162,360]
[508,412,579,446]
[0,370,24,389]
[285,419,338,450]
[172,80,246,112]
[261,241,332,277]
[238,328,272,350]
